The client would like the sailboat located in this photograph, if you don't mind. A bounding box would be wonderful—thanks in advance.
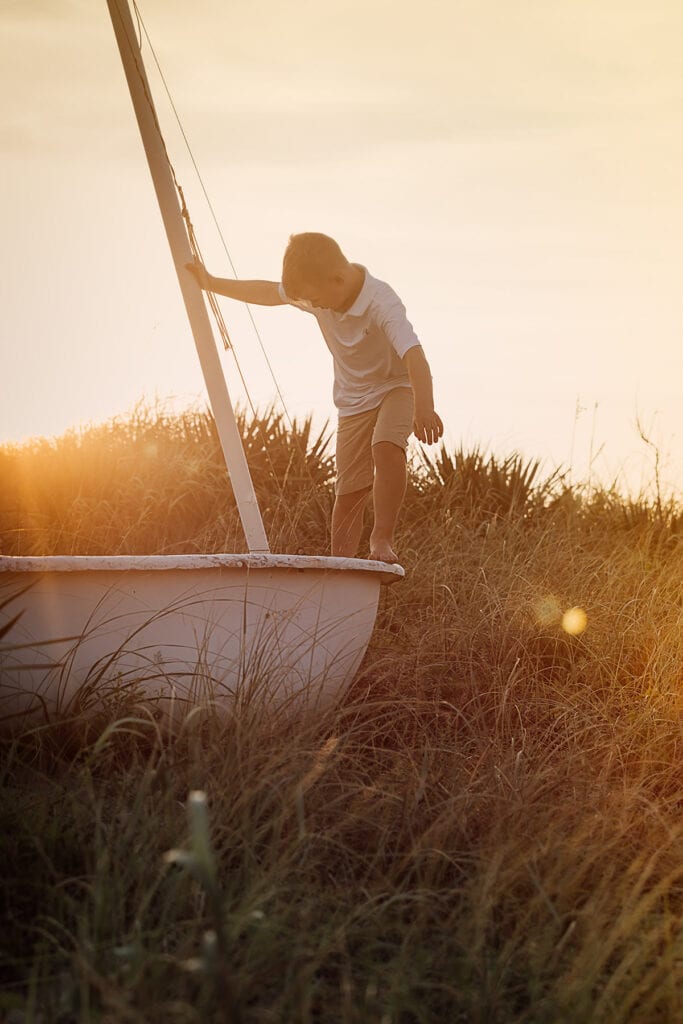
[0,0,403,725]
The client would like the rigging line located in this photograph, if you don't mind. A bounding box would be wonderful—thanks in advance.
[119,1,332,542]
[114,3,232,357]
[132,1,294,426]
[179,188,233,350]
[130,1,335,533]
[183,203,325,540]
[183,193,261,417]
[131,0,142,48]
[177,169,328,535]
[121,5,267,415]
[112,1,186,213]
[120,4,282,458]
[180,196,318,537]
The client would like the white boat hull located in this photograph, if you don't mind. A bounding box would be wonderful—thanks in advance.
[0,554,403,724]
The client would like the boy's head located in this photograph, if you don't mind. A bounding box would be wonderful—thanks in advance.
[282,232,354,310]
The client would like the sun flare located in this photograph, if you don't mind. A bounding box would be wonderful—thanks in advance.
[562,606,588,635]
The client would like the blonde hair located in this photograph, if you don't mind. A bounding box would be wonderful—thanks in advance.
[282,232,349,297]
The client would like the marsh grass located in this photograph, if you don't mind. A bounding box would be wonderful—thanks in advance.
[0,399,334,558]
[1,402,682,1022]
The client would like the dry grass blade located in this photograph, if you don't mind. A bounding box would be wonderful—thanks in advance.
[0,400,682,1022]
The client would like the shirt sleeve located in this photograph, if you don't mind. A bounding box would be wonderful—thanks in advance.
[376,288,422,358]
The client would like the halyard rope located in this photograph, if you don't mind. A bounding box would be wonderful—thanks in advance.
[117,1,333,533]
[132,1,292,419]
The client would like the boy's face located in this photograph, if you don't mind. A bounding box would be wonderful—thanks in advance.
[294,274,348,312]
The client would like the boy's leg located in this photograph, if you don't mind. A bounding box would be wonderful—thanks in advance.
[368,388,414,564]
[332,408,376,557]
[369,442,407,564]
[331,487,372,557]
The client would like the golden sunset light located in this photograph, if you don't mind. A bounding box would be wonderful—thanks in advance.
[1,0,681,495]
[2,7,683,1014]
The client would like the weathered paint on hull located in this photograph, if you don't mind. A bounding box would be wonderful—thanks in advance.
[0,554,403,723]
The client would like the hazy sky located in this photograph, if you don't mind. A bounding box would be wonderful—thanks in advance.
[2,0,682,496]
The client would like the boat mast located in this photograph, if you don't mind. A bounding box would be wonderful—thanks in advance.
[106,0,270,554]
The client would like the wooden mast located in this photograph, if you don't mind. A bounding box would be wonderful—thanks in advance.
[105,0,270,554]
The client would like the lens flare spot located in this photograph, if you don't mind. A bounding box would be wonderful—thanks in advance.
[562,607,587,635]
[533,595,562,627]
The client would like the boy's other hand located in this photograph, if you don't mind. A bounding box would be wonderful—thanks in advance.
[413,408,444,446]
[185,260,212,291]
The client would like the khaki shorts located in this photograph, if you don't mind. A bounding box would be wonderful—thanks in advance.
[335,387,414,495]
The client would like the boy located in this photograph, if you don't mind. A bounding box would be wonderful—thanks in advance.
[187,232,443,564]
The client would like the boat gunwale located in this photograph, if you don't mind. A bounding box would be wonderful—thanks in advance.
[0,553,404,584]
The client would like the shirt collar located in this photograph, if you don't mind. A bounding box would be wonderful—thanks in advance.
[338,266,373,320]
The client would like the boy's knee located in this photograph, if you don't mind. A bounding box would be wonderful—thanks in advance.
[335,486,372,507]
[372,440,406,467]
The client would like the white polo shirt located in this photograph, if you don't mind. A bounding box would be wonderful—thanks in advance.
[278,267,422,417]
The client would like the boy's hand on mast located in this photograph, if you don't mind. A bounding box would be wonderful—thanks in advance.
[185,260,212,291]
[413,408,444,446]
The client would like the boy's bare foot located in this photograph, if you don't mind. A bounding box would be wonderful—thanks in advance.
[369,535,399,564]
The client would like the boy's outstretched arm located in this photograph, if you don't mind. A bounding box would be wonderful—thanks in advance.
[185,260,285,306]
[403,347,444,445]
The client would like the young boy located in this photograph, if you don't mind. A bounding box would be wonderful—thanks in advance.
[187,232,443,564]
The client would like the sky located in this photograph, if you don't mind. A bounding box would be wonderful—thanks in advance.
[2,0,682,497]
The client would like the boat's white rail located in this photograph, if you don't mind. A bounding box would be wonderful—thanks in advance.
[0,554,404,585]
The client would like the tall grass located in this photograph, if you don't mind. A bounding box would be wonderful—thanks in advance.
[0,398,334,557]
[1,402,682,1022]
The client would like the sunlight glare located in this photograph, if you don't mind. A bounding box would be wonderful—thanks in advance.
[562,607,588,635]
